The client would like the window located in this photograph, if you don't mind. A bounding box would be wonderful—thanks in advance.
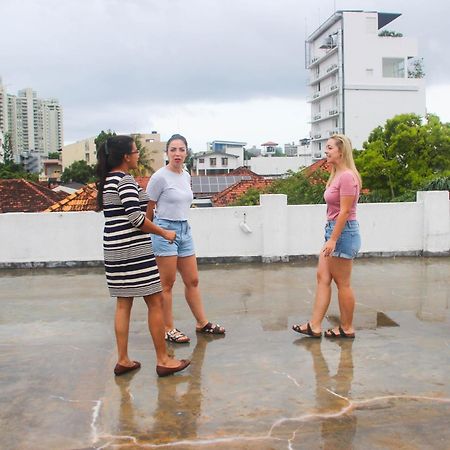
[382,58,405,78]
[210,158,216,166]
[199,158,204,163]
[85,153,90,163]
[221,157,228,166]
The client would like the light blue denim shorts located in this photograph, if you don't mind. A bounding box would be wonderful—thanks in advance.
[325,220,361,260]
[151,218,195,257]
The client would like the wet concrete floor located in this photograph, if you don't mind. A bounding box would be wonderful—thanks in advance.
[0,257,449,449]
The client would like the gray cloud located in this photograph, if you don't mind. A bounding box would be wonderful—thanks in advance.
[1,0,449,143]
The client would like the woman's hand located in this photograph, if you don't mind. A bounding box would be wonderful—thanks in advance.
[163,230,176,244]
[321,239,336,257]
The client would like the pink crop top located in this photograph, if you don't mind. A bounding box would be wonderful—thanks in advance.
[323,170,360,221]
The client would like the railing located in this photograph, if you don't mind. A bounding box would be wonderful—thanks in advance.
[326,63,338,73]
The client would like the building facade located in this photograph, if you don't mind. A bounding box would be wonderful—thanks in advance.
[192,151,240,175]
[132,132,165,173]
[0,80,63,166]
[62,131,165,174]
[61,137,97,170]
[306,10,425,158]
[207,140,246,167]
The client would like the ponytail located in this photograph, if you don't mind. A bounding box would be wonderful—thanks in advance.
[95,135,134,211]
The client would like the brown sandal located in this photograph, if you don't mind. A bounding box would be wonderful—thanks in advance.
[324,326,355,339]
[165,328,191,343]
[292,322,322,338]
[196,322,225,335]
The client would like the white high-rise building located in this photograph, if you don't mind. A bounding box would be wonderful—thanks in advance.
[306,10,425,158]
[0,79,63,164]
[0,79,8,135]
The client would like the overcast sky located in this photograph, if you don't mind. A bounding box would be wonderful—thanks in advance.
[1,0,449,150]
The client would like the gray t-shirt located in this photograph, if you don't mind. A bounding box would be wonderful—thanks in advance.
[146,166,193,221]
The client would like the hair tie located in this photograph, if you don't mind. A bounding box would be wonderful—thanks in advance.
[104,139,109,155]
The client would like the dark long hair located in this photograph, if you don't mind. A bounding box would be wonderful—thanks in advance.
[166,133,188,151]
[95,135,134,211]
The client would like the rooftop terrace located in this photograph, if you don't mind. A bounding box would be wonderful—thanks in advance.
[1,257,449,449]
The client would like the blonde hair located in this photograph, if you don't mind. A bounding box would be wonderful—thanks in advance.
[326,134,362,188]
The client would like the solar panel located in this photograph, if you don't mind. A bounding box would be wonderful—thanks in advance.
[191,175,250,194]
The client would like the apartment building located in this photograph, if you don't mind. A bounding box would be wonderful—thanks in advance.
[0,79,63,166]
[62,131,165,174]
[306,10,425,158]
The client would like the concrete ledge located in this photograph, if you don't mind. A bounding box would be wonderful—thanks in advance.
[1,251,449,269]
[0,260,104,269]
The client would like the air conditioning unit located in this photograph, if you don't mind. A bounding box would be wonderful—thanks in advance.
[314,133,322,139]
[313,114,321,120]
[329,109,338,116]
[330,84,338,91]
[313,92,320,99]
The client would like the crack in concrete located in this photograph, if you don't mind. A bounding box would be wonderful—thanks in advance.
[92,393,450,448]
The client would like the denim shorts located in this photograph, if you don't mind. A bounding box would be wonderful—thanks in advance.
[151,218,195,257]
[325,220,361,260]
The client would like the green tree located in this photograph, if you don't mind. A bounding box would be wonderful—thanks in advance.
[1,132,14,165]
[131,134,155,176]
[408,58,425,78]
[61,160,95,184]
[94,131,155,176]
[184,151,193,174]
[232,169,328,206]
[48,151,60,160]
[94,129,116,150]
[0,162,38,181]
[355,113,450,201]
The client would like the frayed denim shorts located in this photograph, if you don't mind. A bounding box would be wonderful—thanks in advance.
[325,220,361,260]
[151,217,195,257]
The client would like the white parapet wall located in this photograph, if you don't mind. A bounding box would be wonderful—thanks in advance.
[0,191,448,267]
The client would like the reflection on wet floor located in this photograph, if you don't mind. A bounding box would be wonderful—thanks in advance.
[0,257,449,449]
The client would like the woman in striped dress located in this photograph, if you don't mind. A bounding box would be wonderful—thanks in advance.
[96,135,190,377]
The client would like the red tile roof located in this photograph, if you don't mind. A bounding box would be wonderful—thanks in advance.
[45,176,152,212]
[304,158,332,176]
[261,141,278,146]
[212,178,274,206]
[227,166,262,178]
[45,183,98,212]
[211,159,332,206]
[0,179,67,213]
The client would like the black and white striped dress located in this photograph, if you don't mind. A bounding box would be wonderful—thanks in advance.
[102,172,162,298]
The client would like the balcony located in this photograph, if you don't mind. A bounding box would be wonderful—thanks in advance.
[307,45,338,69]
[326,63,338,73]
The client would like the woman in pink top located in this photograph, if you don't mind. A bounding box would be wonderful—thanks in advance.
[293,134,362,339]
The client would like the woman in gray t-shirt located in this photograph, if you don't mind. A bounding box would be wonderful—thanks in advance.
[146,134,226,343]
